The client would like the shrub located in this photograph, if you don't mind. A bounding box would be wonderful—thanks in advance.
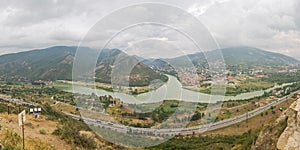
[0,129,22,150]
[39,128,47,135]
[25,122,34,129]
[52,118,97,149]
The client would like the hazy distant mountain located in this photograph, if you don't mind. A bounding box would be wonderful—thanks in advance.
[142,59,172,70]
[149,47,300,68]
[220,47,300,66]
[141,59,177,76]
[95,48,168,86]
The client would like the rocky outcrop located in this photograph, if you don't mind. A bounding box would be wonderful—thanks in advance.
[254,98,300,150]
[253,110,288,150]
[277,99,300,150]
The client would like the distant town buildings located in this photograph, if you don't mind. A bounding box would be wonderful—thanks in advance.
[31,80,52,86]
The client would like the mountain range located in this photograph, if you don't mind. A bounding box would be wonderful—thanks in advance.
[0,46,298,84]
[160,47,299,68]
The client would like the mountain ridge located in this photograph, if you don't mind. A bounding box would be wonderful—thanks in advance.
[0,46,298,82]
[0,46,167,86]
[143,46,300,71]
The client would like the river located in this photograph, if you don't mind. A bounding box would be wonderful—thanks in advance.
[54,75,292,104]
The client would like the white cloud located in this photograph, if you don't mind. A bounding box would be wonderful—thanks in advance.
[187,0,230,17]
[0,0,299,59]
[193,0,300,59]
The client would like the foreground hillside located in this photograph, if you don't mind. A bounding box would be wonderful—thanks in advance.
[0,113,69,149]
[254,98,300,149]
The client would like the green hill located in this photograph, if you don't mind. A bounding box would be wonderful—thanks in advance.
[0,46,167,86]
[0,46,76,80]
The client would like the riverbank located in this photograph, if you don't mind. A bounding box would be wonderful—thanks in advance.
[54,75,294,104]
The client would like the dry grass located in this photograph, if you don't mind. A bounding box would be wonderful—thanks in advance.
[201,97,297,137]
[0,113,71,150]
[53,102,76,114]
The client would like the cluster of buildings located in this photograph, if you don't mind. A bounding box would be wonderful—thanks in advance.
[0,75,53,86]
[31,80,52,86]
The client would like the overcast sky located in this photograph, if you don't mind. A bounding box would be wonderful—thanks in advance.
[0,0,299,59]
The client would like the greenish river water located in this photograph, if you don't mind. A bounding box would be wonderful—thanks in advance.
[55,75,292,104]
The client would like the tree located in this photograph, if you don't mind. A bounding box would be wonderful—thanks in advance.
[191,111,202,121]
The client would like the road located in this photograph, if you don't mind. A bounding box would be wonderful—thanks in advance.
[1,90,298,136]
[65,90,299,136]
[0,97,38,107]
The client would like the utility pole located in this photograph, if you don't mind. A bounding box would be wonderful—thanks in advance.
[18,110,26,150]
[246,111,248,123]
[21,113,25,150]
[79,113,82,121]
[7,105,10,114]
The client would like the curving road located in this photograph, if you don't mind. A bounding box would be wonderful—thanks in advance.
[65,90,299,136]
[1,90,298,136]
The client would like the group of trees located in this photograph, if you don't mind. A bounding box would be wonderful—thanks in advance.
[190,111,205,121]
[149,129,259,150]
[52,120,97,149]
[262,72,300,84]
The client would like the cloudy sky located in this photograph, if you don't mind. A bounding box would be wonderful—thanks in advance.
[0,0,300,59]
